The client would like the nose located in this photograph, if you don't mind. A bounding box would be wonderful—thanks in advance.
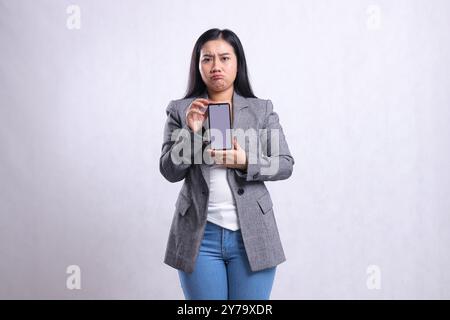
[211,67,221,73]
[211,59,222,71]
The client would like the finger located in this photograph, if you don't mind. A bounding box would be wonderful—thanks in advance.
[196,98,211,104]
[233,137,238,150]
[194,99,210,109]
[212,150,225,164]
[209,149,215,158]
[190,102,208,113]
[223,150,235,165]
[187,108,205,115]
[186,111,202,123]
[217,150,229,165]
[186,109,206,118]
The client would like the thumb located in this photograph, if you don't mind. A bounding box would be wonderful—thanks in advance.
[233,136,238,150]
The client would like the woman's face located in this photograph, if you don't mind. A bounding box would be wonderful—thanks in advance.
[199,39,238,94]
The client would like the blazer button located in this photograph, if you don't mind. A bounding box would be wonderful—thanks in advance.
[237,188,244,195]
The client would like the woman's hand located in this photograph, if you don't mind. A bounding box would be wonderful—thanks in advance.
[185,98,210,133]
[207,137,248,171]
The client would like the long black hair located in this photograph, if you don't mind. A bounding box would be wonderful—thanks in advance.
[183,28,257,99]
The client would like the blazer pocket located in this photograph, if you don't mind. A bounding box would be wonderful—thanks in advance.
[256,192,273,215]
[175,192,192,216]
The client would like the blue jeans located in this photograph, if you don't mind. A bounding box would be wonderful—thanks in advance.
[178,221,277,300]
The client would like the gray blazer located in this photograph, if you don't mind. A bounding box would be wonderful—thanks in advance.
[159,90,295,273]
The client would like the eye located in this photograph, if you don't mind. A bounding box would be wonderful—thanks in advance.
[222,57,230,61]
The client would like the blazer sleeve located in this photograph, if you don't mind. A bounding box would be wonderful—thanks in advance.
[159,100,204,183]
[235,99,295,182]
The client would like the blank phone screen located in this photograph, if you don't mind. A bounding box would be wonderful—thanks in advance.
[207,103,232,150]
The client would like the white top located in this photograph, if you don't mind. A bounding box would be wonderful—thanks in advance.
[206,164,240,231]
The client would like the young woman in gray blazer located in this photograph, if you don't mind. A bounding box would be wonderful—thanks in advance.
[160,28,294,300]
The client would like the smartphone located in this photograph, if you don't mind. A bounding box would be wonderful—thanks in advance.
[207,103,233,150]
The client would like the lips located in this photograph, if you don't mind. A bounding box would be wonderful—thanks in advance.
[211,75,224,80]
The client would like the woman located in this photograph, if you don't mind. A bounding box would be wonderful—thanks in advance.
[159,28,294,300]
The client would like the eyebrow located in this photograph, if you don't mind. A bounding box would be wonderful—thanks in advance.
[202,53,231,57]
